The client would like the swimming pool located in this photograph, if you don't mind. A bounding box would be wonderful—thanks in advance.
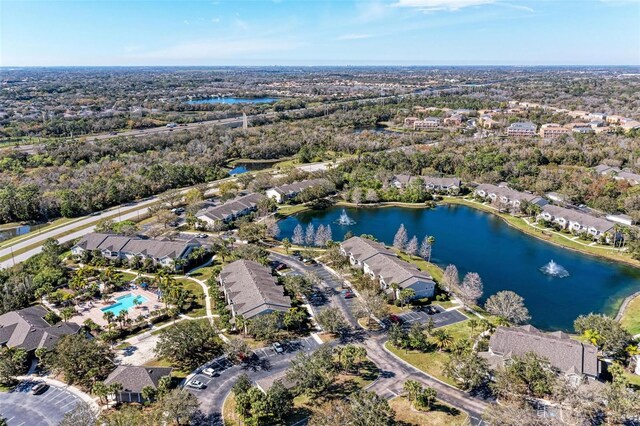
[101,293,147,316]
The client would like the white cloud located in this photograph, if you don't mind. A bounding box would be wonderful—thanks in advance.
[183,19,190,25]
[356,0,389,22]
[337,33,373,40]
[393,0,496,11]
[211,17,221,23]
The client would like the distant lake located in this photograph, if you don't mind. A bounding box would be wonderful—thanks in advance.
[228,160,279,176]
[353,126,395,135]
[186,97,278,105]
[0,224,31,242]
[278,205,640,331]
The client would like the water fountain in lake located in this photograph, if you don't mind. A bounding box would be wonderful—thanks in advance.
[335,209,356,226]
[540,260,570,278]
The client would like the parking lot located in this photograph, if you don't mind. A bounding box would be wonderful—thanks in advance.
[397,306,468,328]
[0,381,82,426]
[188,335,321,390]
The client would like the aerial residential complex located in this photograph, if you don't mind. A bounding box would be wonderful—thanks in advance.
[195,193,265,228]
[0,305,80,353]
[479,325,601,382]
[340,236,436,299]
[265,178,332,203]
[474,183,548,210]
[218,260,292,322]
[72,233,201,270]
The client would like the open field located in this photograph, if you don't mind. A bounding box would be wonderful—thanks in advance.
[619,294,640,335]
[389,396,468,426]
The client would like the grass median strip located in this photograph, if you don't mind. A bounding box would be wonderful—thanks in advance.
[0,203,157,263]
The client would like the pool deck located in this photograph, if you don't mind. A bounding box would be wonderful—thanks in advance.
[68,287,163,327]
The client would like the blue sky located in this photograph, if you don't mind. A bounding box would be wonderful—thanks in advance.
[1,0,639,66]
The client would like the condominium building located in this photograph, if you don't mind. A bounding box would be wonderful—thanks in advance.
[506,122,537,137]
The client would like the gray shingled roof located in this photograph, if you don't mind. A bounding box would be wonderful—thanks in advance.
[269,178,331,196]
[542,205,614,233]
[0,305,80,351]
[196,193,265,222]
[104,365,172,393]
[475,184,544,204]
[75,233,198,260]
[420,176,461,188]
[340,236,394,263]
[220,260,291,320]
[481,325,599,377]
[341,237,434,290]
[364,253,434,290]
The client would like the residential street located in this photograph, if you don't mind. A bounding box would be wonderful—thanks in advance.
[188,336,321,425]
[268,251,489,425]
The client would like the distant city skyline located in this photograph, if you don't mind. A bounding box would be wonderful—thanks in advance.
[1,0,639,66]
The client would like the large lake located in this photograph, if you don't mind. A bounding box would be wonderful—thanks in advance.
[277,205,640,331]
[186,97,278,105]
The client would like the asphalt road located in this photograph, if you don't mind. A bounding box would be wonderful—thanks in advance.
[0,380,82,426]
[188,336,321,424]
[1,86,459,155]
[0,199,157,269]
[269,252,489,425]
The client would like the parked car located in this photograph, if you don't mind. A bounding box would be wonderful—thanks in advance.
[202,367,219,377]
[272,342,284,354]
[31,383,49,395]
[342,290,355,299]
[389,314,403,324]
[196,233,208,238]
[187,380,205,389]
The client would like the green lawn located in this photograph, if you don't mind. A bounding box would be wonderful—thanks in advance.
[619,294,640,335]
[277,204,311,217]
[187,264,219,282]
[0,203,159,263]
[389,396,468,426]
[176,278,207,317]
[385,341,457,387]
[384,317,474,388]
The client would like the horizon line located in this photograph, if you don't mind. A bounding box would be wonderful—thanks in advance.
[2,64,640,68]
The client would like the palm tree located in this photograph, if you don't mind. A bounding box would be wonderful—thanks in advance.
[403,380,422,408]
[432,329,454,351]
[583,329,601,346]
[103,310,115,327]
[116,311,127,330]
[427,236,435,262]
[60,307,75,323]
[468,319,479,334]
[399,288,416,307]
[108,383,123,401]
[390,283,400,300]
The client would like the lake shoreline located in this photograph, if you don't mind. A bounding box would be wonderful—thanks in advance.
[277,198,640,323]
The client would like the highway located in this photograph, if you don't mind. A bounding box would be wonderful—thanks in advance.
[1,86,458,155]
[0,159,337,270]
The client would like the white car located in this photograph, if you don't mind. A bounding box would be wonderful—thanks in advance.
[202,367,218,377]
[272,342,284,354]
[187,380,205,389]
